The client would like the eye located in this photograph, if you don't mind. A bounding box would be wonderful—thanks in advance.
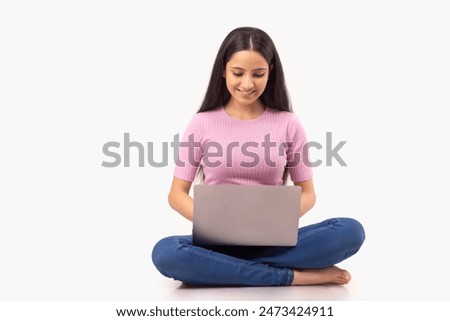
[232,73,243,77]
[253,74,266,78]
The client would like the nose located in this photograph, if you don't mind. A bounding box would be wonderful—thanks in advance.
[241,75,254,90]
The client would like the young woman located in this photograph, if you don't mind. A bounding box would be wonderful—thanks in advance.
[152,26,365,286]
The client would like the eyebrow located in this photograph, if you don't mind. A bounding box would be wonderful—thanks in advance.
[230,66,268,72]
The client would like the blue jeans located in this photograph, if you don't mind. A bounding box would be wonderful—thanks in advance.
[152,217,365,286]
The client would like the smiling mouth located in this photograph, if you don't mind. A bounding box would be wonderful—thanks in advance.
[237,89,255,95]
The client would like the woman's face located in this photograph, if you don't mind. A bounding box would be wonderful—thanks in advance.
[224,50,270,108]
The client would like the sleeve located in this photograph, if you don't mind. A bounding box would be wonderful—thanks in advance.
[286,114,313,182]
[173,115,203,182]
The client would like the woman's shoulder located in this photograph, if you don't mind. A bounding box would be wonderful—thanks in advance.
[184,108,222,131]
[190,107,222,121]
[266,108,307,137]
[266,108,302,123]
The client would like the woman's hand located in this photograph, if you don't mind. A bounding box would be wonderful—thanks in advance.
[294,179,316,217]
[168,176,194,221]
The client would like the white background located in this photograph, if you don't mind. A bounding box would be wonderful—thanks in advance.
[1,0,449,301]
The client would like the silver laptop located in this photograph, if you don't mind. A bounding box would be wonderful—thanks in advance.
[193,185,301,246]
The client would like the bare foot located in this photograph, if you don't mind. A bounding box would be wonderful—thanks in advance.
[291,266,351,286]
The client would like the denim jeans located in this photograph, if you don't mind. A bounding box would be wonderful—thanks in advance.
[152,217,365,286]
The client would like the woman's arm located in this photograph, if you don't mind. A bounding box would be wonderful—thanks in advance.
[294,179,316,217]
[168,176,194,222]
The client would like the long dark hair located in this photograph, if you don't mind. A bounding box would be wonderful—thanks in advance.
[198,26,292,113]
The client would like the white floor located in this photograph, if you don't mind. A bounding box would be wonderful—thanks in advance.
[155,280,356,301]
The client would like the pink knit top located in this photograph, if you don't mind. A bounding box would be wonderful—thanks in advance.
[174,107,313,185]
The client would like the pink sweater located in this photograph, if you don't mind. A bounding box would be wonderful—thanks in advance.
[174,107,313,185]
